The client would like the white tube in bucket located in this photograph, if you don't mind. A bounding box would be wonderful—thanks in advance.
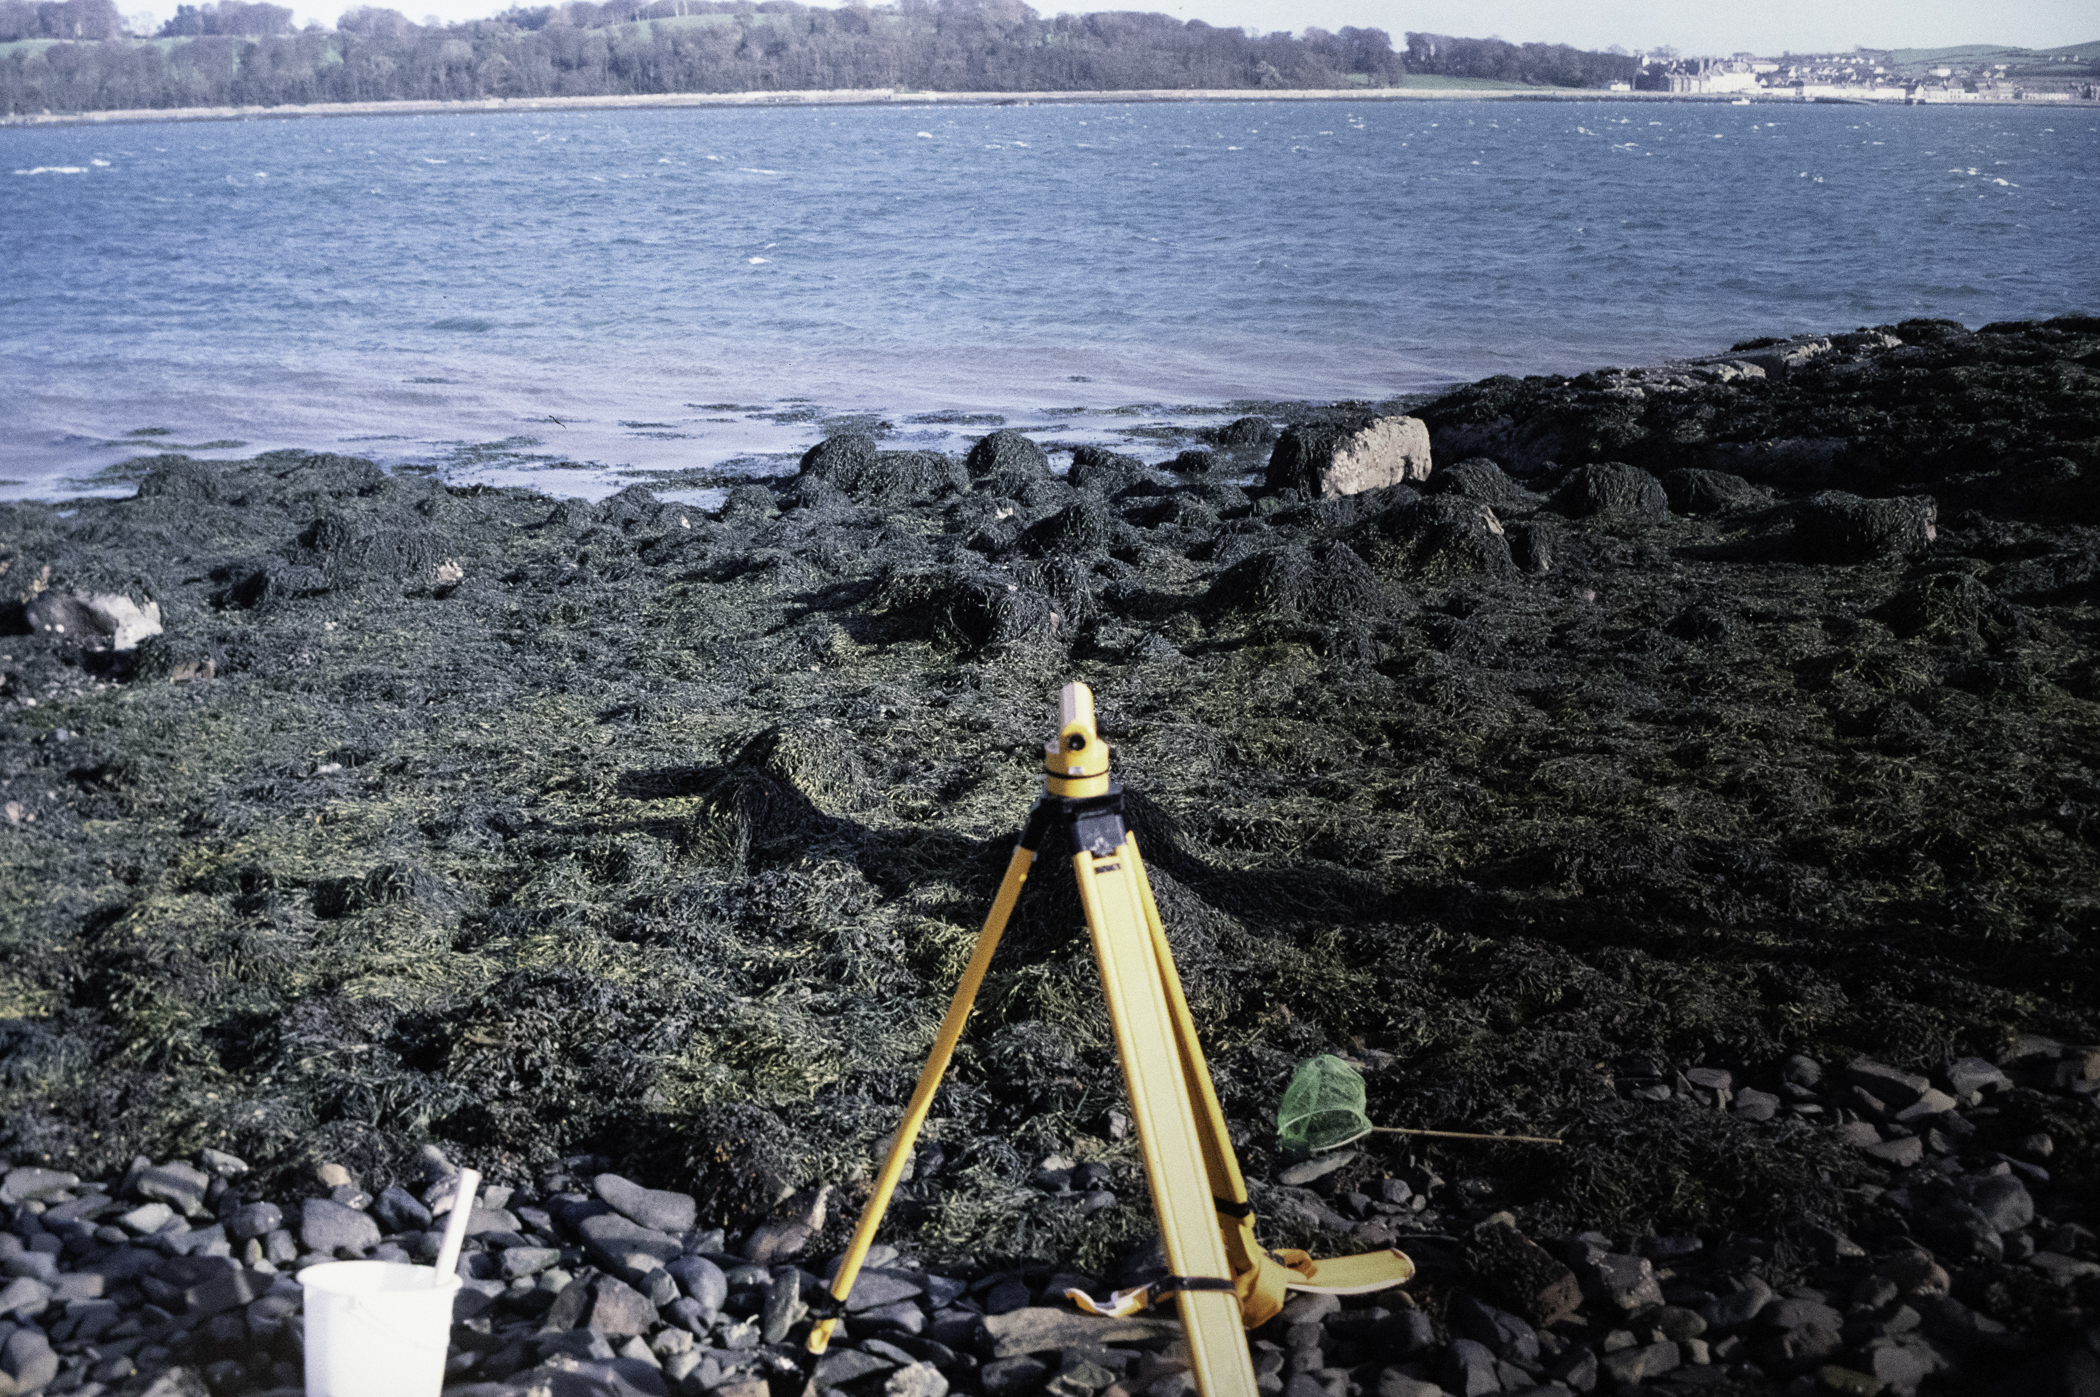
[430,1166,481,1285]
[302,1260,461,1397]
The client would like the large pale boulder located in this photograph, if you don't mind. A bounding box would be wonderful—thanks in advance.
[23,590,162,649]
[1267,416,1433,499]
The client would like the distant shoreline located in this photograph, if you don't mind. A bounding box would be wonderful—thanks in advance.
[1,84,2026,130]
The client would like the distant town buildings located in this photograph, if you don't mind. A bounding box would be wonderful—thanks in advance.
[1632,44,2095,103]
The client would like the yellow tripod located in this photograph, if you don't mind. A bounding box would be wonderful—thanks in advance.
[807,684,1414,1397]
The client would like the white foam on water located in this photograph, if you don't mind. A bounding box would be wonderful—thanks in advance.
[14,167,88,175]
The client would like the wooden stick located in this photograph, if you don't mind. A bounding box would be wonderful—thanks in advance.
[1372,1127,1562,1145]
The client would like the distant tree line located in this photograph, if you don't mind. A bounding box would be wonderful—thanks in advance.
[2,0,1627,114]
[0,0,119,42]
[158,1,294,36]
[1403,31,1637,88]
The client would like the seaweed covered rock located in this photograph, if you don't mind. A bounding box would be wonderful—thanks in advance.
[685,721,876,866]
[1068,446,1163,498]
[1267,416,1434,499]
[1348,494,1517,579]
[1883,572,2024,645]
[1663,468,1767,516]
[862,563,1065,657]
[1552,462,1669,520]
[1791,490,1937,564]
[1024,492,1119,559]
[797,435,968,505]
[1202,539,1381,629]
[965,429,1052,493]
[1212,415,1274,447]
[294,513,451,592]
[1426,457,1537,511]
[132,456,230,506]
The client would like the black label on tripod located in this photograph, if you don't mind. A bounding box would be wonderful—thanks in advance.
[1072,808,1126,858]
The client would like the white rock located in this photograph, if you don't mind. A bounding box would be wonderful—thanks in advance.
[1322,416,1433,497]
[83,593,162,650]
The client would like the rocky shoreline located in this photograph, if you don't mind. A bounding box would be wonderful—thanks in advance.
[1,314,2097,1396]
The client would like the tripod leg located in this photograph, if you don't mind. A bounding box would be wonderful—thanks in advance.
[1074,839,1258,1397]
[809,810,1050,1355]
[1121,838,1277,1313]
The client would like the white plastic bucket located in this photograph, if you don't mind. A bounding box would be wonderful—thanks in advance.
[302,1260,461,1397]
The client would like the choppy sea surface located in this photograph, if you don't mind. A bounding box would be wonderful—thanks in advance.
[2,99,2095,500]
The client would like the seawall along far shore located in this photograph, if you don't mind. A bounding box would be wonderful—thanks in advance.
[7,83,2046,128]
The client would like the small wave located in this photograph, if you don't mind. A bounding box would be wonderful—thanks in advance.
[14,167,87,175]
[748,257,768,264]
[423,158,447,165]
[431,317,494,332]
[916,132,933,138]
[90,158,110,167]
[738,168,780,175]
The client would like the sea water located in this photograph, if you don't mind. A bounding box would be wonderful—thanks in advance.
[2,99,2094,499]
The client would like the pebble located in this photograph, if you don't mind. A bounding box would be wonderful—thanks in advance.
[593,1174,698,1236]
[0,1039,2081,1397]
[299,1197,381,1255]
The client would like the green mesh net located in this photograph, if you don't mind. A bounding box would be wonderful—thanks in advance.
[1277,1054,1373,1155]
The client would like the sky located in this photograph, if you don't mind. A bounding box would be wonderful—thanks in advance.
[130,0,2099,54]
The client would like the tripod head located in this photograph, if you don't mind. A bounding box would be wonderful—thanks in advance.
[1045,681,1112,799]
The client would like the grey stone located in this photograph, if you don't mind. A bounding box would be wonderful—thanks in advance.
[0,1169,78,1205]
[1450,1293,1538,1364]
[0,1277,52,1319]
[197,1148,249,1178]
[1762,1321,1842,1370]
[1437,1339,1502,1397]
[847,1267,929,1313]
[593,1174,697,1236]
[818,1349,899,1388]
[1655,1305,1707,1342]
[579,1214,683,1277]
[301,1198,380,1255]
[137,1369,212,1397]
[1864,1135,1925,1168]
[1782,1055,1823,1087]
[503,1247,563,1280]
[1279,1292,1341,1325]
[1944,1056,2011,1098]
[371,1185,432,1234]
[665,1255,726,1320]
[1684,1067,1734,1092]
[2031,1252,2100,1283]
[1277,1153,1356,1188]
[1,1327,59,1393]
[983,1307,1179,1359]
[1698,1277,1773,1332]
[184,1267,271,1317]
[885,1361,950,1397]
[1959,1173,2035,1234]
[1389,1308,1438,1356]
[1,1254,57,1284]
[1846,1058,1932,1111]
[858,1299,927,1334]
[134,1162,211,1215]
[1732,1087,1781,1121]
[1577,1252,1663,1314]
[1763,1298,1843,1332]
[1597,1341,1679,1385]
[1902,1087,1963,1120]
[1374,1372,1449,1397]
[226,1201,281,1240]
[761,1271,806,1343]
[584,1274,658,1338]
[117,1200,177,1235]
[1546,1344,1597,1393]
